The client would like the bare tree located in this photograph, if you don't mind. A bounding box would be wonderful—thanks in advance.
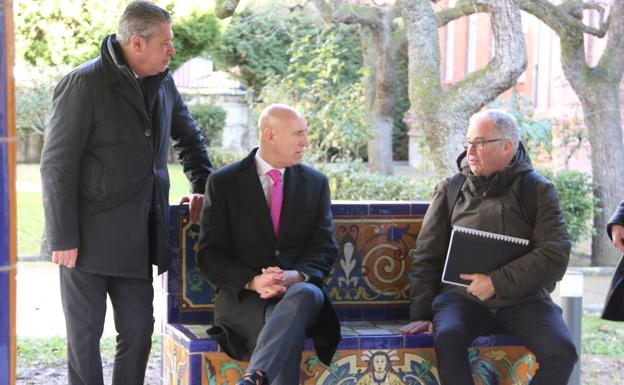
[398,0,527,178]
[445,0,624,265]
[517,0,624,265]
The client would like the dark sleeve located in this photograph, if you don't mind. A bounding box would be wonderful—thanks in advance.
[40,73,94,251]
[292,175,339,285]
[607,201,624,240]
[489,181,571,298]
[408,179,450,321]
[170,86,212,193]
[196,173,257,296]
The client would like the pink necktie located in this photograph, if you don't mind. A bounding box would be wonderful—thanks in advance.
[267,169,283,235]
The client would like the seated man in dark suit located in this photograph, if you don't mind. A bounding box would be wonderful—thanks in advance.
[197,104,340,385]
[400,109,577,384]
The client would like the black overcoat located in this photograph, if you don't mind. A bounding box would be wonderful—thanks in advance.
[603,201,624,321]
[41,35,211,278]
[197,148,340,365]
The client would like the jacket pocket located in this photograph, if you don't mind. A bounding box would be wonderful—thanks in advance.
[79,158,110,205]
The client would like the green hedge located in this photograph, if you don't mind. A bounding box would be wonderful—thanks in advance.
[203,148,595,246]
[189,104,227,147]
[540,169,597,246]
[316,162,436,201]
[207,146,246,169]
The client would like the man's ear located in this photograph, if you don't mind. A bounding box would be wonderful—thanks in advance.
[129,34,144,53]
[504,139,514,153]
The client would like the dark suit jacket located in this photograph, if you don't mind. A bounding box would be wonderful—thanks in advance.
[197,148,340,365]
[603,200,624,321]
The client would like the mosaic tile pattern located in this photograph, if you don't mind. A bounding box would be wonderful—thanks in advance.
[165,203,426,322]
[162,203,536,385]
[162,323,536,385]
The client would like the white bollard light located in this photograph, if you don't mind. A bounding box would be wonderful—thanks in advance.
[560,270,583,385]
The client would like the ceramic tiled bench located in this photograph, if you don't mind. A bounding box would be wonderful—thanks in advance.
[162,203,537,385]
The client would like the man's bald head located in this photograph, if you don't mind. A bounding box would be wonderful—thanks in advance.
[258,104,304,132]
[258,104,309,168]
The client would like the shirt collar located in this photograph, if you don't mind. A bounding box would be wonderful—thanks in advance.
[255,150,285,176]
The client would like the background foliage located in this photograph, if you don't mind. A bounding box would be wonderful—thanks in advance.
[260,26,368,161]
[169,10,221,71]
[187,104,227,147]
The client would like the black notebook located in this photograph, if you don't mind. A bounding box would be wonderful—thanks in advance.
[442,226,531,287]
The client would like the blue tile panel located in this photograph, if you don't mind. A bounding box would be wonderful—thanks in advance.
[0,271,9,385]
[168,204,424,320]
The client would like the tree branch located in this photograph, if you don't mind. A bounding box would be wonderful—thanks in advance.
[314,0,383,27]
[215,0,241,19]
[436,0,487,27]
[599,0,624,80]
[443,0,527,115]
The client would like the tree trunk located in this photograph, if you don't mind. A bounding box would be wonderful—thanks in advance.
[366,10,396,175]
[541,0,624,265]
[400,0,526,178]
[579,86,624,265]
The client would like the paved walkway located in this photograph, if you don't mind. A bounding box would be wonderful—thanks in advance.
[16,262,164,337]
[16,261,613,338]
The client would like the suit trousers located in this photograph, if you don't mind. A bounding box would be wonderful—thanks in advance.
[431,291,577,385]
[59,267,154,385]
[248,282,325,385]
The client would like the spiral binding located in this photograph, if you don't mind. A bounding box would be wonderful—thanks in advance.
[453,226,530,245]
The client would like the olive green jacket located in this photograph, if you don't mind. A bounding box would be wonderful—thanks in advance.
[409,144,571,321]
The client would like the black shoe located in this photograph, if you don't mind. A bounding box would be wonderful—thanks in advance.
[237,369,268,385]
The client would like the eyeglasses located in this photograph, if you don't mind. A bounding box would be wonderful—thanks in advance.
[464,138,509,150]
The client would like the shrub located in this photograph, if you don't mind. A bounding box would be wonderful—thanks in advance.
[316,162,436,201]
[207,146,246,169]
[540,168,597,246]
[189,104,227,147]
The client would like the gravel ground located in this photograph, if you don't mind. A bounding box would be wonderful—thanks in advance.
[16,348,162,385]
[16,352,624,385]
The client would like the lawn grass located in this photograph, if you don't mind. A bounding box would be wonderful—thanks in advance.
[582,313,624,358]
[15,314,624,368]
[17,334,161,367]
[16,163,189,258]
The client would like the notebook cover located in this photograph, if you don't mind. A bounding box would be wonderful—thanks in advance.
[442,226,531,287]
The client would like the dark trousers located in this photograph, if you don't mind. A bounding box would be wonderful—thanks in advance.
[248,282,324,385]
[60,267,154,385]
[432,291,577,385]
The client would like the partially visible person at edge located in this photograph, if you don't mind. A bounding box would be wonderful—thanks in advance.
[602,201,624,321]
[399,109,577,385]
[40,1,212,384]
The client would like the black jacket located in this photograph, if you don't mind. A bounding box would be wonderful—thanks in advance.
[41,35,212,278]
[197,148,340,365]
[603,201,624,321]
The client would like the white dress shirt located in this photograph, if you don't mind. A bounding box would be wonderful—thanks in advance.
[255,151,284,208]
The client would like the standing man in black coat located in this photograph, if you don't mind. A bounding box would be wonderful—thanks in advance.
[40,2,212,384]
[603,201,624,321]
[197,104,340,385]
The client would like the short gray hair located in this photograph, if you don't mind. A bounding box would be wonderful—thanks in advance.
[471,109,521,152]
[117,1,172,45]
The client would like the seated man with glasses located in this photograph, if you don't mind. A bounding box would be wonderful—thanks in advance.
[400,109,577,385]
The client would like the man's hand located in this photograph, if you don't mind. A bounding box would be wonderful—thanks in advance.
[52,248,78,269]
[179,194,204,223]
[400,320,433,334]
[612,224,624,253]
[249,267,286,299]
[461,273,495,301]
